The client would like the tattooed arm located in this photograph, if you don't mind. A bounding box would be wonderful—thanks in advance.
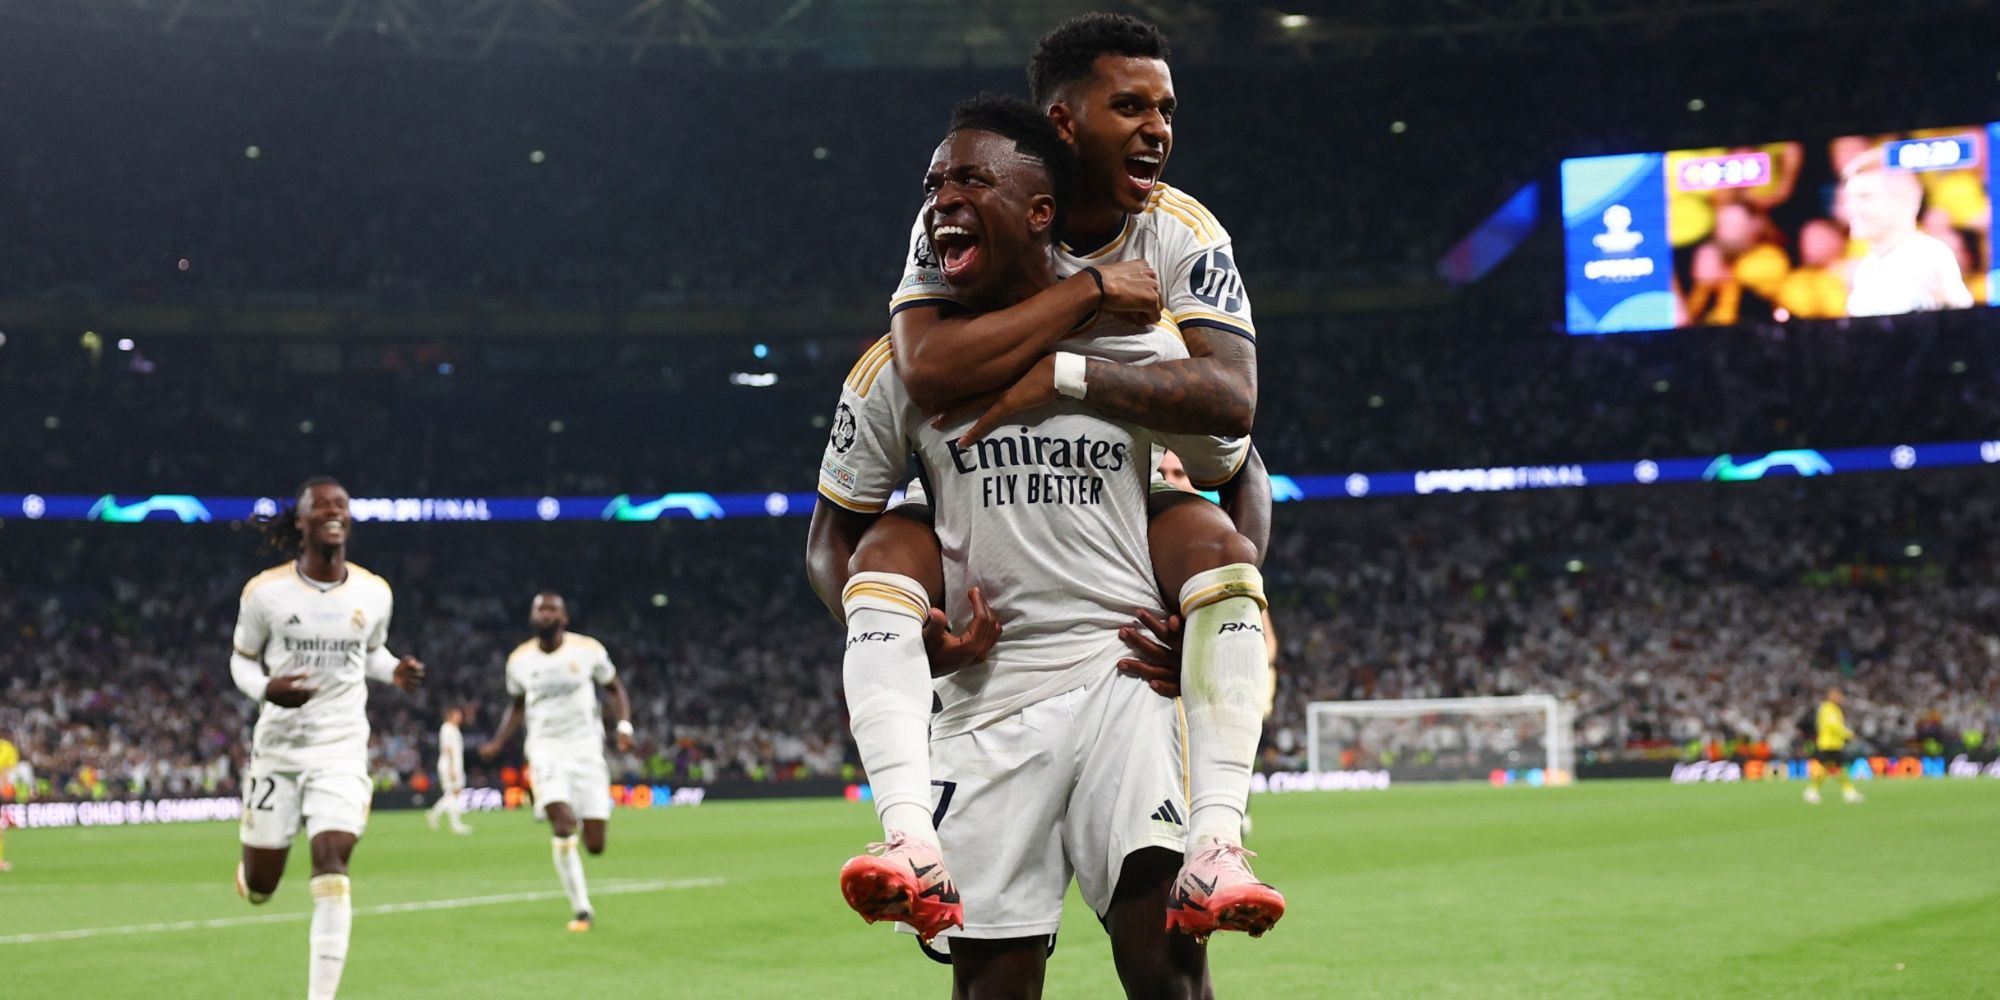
[954,326,1257,441]
[1078,327,1257,437]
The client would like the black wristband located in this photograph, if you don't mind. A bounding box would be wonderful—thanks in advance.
[1070,266,1105,332]
[1078,265,1106,303]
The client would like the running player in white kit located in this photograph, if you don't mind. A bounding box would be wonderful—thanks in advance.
[229,476,426,1000]
[480,592,634,932]
[811,96,1267,998]
[427,705,473,834]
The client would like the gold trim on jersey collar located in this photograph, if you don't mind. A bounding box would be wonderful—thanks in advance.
[1059,214,1135,260]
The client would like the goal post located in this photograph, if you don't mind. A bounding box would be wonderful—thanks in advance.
[1305,694,1575,785]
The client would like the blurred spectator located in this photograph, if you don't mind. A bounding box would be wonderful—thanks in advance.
[5,309,1998,497]
[5,466,1996,802]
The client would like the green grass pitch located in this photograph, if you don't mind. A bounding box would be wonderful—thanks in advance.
[3,780,1996,998]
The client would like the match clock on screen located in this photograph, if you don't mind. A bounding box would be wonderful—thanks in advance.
[1673,152,1769,192]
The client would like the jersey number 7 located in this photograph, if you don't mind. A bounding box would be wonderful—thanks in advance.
[929,780,957,830]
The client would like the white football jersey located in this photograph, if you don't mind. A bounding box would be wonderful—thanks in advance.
[1847,231,1973,316]
[888,183,1254,488]
[822,340,1173,739]
[231,563,395,759]
[437,721,465,787]
[891,182,1256,345]
[505,633,615,755]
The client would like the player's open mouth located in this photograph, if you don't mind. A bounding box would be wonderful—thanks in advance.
[1125,152,1162,194]
[934,224,982,280]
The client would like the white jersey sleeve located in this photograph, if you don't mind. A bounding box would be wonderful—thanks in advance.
[889,209,961,317]
[1154,431,1253,490]
[818,335,916,514]
[591,643,616,686]
[361,585,399,683]
[366,596,391,651]
[505,654,525,697]
[230,584,274,701]
[233,583,273,661]
[1152,188,1256,343]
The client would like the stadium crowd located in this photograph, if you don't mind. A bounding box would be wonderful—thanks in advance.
[6,308,1998,498]
[1262,470,2000,773]
[4,465,1995,803]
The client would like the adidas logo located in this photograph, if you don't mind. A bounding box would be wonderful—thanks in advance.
[286,615,302,625]
[1150,800,1184,825]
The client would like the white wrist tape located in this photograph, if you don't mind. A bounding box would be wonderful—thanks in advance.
[1053,351,1088,400]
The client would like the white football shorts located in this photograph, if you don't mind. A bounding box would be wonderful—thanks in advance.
[239,753,373,848]
[927,665,1188,940]
[527,744,612,821]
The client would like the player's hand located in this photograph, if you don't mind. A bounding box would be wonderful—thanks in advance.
[1095,260,1161,327]
[615,727,636,753]
[1116,609,1184,699]
[392,655,426,692]
[924,587,1001,677]
[478,741,503,762]
[263,672,318,708]
[952,355,1059,445]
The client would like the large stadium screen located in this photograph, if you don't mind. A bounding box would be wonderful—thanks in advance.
[1562,123,1999,333]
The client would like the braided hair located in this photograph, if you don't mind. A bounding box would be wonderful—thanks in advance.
[256,475,343,556]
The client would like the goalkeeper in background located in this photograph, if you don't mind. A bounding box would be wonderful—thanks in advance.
[1804,686,1863,805]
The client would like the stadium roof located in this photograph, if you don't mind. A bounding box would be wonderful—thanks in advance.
[1,0,1982,67]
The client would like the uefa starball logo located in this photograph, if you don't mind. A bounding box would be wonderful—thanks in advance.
[911,234,939,270]
[1592,205,1643,254]
[830,403,858,454]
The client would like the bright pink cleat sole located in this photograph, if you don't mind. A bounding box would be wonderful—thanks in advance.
[839,854,963,943]
[1167,880,1286,940]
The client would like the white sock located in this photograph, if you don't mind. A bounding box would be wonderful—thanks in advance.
[552,835,592,917]
[1179,564,1269,851]
[841,572,939,846]
[444,790,467,829]
[307,874,352,1000]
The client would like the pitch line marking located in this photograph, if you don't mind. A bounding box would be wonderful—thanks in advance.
[0,876,724,945]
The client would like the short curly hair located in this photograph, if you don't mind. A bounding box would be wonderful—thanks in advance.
[948,93,1076,214]
[1027,13,1171,109]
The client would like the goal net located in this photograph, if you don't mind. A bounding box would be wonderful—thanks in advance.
[1305,695,1575,785]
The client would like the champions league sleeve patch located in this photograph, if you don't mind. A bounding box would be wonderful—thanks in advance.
[911,233,940,270]
[830,403,858,454]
